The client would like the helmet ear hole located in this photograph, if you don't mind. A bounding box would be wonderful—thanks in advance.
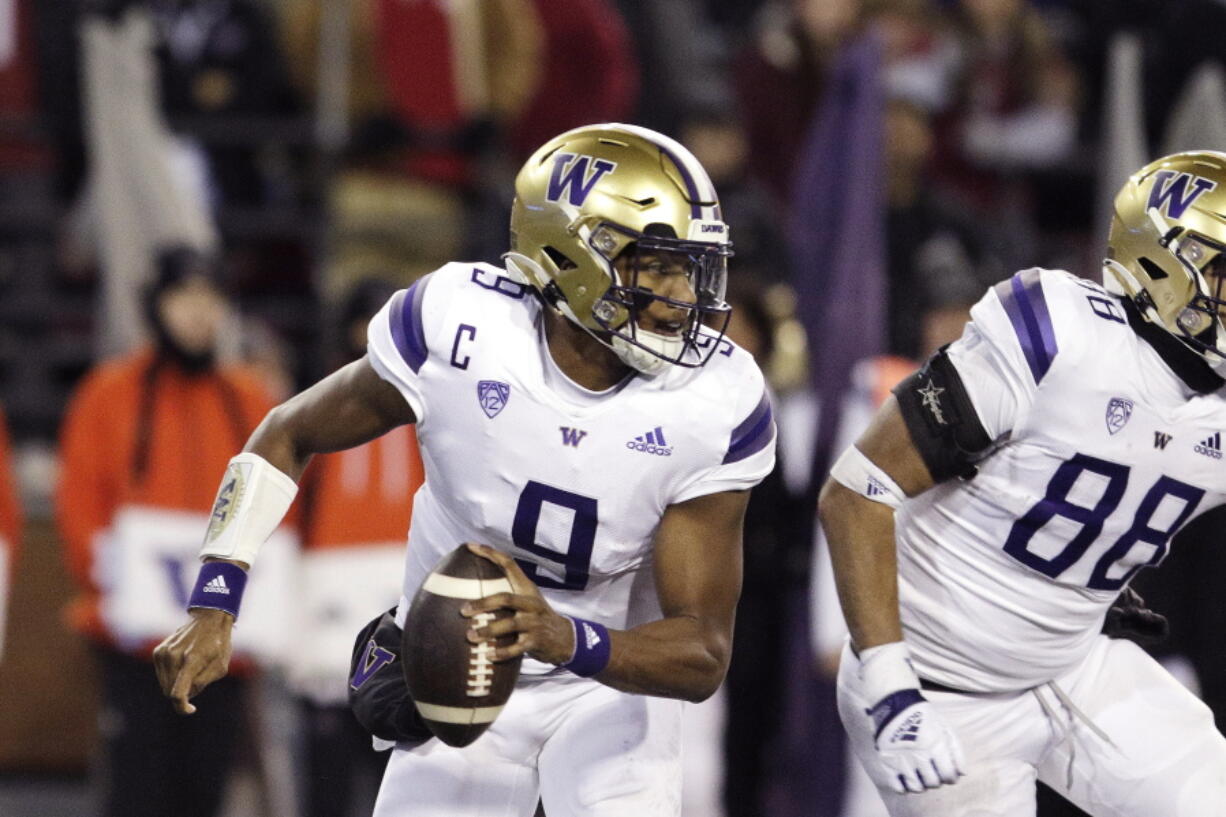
[542,246,577,271]
[1138,257,1169,280]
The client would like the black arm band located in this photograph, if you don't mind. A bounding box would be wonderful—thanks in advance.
[892,345,993,482]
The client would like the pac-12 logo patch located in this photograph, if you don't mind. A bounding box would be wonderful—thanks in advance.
[1105,397,1134,435]
[477,380,511,418]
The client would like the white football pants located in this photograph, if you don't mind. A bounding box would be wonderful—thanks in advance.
[838,636,1226,817]
[373,672,683,817]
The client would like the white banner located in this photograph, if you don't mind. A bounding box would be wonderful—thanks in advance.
[94,505,297,665]
[285,543,405,704]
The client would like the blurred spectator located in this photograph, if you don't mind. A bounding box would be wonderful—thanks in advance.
[719,280,814,817]
[507,0,638,161]
[0,0,50,176]
[701,0,773,38]
[282,0,534,289]
[77,2,219,356]
[734,0,862,204]
[614,0,725,136]
[55,248,295,817]
[932,0,1080,207]
[734,0,955,208]
[0,405,21,663]
[240,317,297,403]
[287,278,424,817]
[284,0,638,293]
[149,0,303,206]
[881,97,996,359]
[770,31,885,817]
[678,106,790,283]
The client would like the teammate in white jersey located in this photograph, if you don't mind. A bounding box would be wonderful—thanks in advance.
[820,151,1226,817]
[152,123,776,817]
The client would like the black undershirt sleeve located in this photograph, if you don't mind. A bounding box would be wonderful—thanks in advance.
[891,345,994,482]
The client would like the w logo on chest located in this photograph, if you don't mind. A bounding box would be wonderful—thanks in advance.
[559,427,588,447]
[546,153,617,206]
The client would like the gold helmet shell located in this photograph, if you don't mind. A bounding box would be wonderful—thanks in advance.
[505,123,732,373]
[1106,150,1226,364]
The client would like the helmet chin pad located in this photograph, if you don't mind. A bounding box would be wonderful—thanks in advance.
[610,329,685,375]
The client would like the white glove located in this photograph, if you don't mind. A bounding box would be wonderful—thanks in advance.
[855,641,965,794]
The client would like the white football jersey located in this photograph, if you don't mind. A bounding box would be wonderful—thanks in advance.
[898,268,1226,691]
[367,263,776,675]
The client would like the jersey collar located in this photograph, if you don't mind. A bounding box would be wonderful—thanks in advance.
[1123,298,1225,394]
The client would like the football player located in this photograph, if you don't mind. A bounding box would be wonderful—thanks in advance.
[819,150,1226,816]
[153,123,776,817]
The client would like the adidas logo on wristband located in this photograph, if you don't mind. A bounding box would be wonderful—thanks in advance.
[188,563,248,618]
[202,575,231,595]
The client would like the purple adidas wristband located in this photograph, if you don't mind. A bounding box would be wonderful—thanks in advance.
[561,617,611,677]
[187,561,249,618]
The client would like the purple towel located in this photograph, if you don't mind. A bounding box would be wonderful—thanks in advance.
[789,31,887,484]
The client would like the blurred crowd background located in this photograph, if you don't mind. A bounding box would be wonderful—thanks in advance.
[1,0,1225,816]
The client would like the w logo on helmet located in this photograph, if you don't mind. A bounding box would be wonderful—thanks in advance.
[547,153,617,207]
[1147,170,1218,219]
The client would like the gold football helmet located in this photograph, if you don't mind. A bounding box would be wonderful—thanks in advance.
[505,123,733,374]
[1106,151,1226,366]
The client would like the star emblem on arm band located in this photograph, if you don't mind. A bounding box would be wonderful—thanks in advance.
[917,380,948,426]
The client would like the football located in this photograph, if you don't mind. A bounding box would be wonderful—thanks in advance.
[401,544,523,747]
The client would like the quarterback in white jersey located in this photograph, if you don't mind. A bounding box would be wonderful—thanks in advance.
[153,123,775,817]
[821,151,1226,817]
[367,260,772,654]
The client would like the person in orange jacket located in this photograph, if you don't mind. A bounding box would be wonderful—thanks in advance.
[0,404,22,662]
[56,248,291,817]
[288,279,425,817]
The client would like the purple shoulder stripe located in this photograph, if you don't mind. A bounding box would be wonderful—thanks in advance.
[994,269,1058,384]
[723,391,774,465]
[388,276,432,373]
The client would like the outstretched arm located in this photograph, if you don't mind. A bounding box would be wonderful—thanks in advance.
[466,487,750,702]
[818,395,968,794]
[154,356,414,713]
[818,396,933,653]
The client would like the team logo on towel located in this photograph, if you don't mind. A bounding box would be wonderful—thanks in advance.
[478,380,511,418]
[1105,397,1133,435]
[350,639,396,690]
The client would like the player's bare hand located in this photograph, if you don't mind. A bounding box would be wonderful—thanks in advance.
[462,542,576,665]
[152,608,234,715]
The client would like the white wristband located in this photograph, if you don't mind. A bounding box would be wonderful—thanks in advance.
[200,452,298,567]
[857,641,922,703]
[830,445,906,509]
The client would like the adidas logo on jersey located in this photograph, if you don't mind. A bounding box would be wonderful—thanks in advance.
[1194,431,1222,459]
[866,476,890,497]
[202,575,231,595]
[626,426,673,456]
